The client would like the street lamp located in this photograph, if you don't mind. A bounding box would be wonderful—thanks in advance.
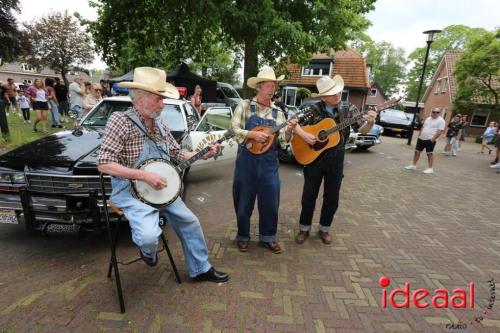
[407,29,441,145]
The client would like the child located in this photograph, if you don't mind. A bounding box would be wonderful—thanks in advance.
[16,90,31,124]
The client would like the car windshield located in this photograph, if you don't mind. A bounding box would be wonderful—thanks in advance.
[220,86,240,98]
[382,109,409,119]
[81,100,186,131]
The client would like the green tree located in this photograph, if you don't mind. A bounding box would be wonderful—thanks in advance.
[22,11,94,86]
[355,37,407,97]
[406,25,487,101]
[454,29,500,112]
[0,0,23,62]
[86,0,375,96]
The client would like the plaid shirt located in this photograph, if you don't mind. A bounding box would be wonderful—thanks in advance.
[231,98,288,146]
[97,108,185,168]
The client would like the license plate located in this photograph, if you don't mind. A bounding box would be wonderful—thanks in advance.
[392,128,402,132]
[0,209,18,224]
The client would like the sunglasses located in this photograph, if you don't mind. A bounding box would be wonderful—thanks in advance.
[432,111,440,114]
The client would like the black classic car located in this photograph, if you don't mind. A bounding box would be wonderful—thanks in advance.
[0,96,236,233]
[376,108,413,138]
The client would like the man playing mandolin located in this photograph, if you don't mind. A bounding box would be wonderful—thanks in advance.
[97,67,229,283]
[231,68,298,254]
[293,75,377,245]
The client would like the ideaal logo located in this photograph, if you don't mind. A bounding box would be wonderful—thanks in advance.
[379,276,496,330]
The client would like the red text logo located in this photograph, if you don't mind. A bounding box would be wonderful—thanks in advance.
[379,276,474,309]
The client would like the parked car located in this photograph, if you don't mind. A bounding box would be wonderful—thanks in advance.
[216,82,242,109]
[0,96,237,231]
[345,124,383,151]
[376,108,412,138]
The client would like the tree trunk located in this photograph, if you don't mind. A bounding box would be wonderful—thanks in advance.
[243,38,258,99]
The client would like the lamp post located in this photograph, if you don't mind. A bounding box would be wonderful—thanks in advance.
[407,29,441,145]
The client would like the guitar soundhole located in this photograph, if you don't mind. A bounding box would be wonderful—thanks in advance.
[317,130,328,142]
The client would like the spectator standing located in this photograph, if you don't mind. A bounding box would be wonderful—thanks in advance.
[405,107,446,174]
[45,78,63,128]
[69,76,86,123]
[480,121,497,154]
[83,83,103,115]
[272,93,289,118]
[489,123,500,168]
[458,114,468,149]
[54,77,69,123]
[444,115,462,156]
[27,79,49,134]
[2,78,20,116]
[100,79,112,97]
[190,85,203,114]
[16,90,31,124]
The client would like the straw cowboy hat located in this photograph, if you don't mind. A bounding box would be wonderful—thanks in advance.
[247,67,285,89]
[119,67,179,99]
[313,75,344,98]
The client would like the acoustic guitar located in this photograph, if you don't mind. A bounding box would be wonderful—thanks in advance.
[291,99,400,165]
[245,108,313,155]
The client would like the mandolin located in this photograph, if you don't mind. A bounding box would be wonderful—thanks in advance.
[245,109,313,155]
[291,99,400,165]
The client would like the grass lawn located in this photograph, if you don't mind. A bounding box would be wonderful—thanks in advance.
[0,110,69,153]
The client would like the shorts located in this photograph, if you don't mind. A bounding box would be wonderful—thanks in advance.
[32,101,49,110]
[416,138,436,153]
[8,96,16,105]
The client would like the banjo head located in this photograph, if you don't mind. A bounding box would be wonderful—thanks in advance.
[132,159,182,208]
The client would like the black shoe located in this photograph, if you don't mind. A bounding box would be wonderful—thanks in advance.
[491,158,499,165]
[32,127,37,132]
[194,267,229,283]
[56,125,63,128]
[139,249,158,267]
[51,124,56,128]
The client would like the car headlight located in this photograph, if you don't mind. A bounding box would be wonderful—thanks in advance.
[0,172,26,184]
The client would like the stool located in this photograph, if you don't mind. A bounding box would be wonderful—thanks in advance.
[99,174,181,313]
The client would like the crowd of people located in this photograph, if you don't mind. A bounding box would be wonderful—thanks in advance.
[0,77,113,134]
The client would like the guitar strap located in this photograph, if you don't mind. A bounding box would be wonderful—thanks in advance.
[124,112,171,158]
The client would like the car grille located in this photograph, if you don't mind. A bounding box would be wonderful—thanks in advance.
[357,134,377,143]
[26,174,112,195]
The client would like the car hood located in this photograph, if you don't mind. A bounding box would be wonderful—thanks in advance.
[379,114,411,125]
[0,127,105,174]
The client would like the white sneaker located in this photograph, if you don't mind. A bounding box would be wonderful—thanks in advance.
[490,163,500,169]
[404,165,417,170]
[423,168,434,174]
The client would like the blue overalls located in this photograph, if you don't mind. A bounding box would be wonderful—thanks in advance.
[110,111,211,277]
[233,103,281,243]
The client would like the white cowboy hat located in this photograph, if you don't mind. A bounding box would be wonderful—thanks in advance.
[247,67,285,89]
[119,67,179,99]
[313,75,344,97]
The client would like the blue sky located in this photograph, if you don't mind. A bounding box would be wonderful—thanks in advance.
[16,0,500,69]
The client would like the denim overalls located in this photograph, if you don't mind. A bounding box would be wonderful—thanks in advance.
[233,103,280,243]
[110,111,211,277]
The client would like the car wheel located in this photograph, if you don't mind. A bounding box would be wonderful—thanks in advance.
[278,147,294,163]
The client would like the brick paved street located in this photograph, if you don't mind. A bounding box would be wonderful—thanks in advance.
[0,136,498,333]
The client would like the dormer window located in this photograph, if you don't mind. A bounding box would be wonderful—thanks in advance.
[20,63,35,72]
[302,60,332,77]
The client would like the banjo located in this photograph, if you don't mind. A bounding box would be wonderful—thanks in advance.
[131,130,235,208]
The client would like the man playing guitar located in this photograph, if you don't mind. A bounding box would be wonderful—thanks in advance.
[98,67,229,283]
[292,75,377,244]
[231,67,298,254]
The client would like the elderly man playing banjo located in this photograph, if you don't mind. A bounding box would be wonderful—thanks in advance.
[98,67,229,283]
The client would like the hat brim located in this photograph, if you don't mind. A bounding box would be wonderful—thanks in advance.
[247,74,285,89]
[119,81,180,99]
[315,76,344,98]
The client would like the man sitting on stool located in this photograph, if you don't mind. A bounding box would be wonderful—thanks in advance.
[98,67,228,283]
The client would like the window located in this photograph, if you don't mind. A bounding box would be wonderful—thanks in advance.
[81,101,132,126]
[470,109,491,127]
[22,79,33,85]
[442,107,448,119]
[302,60,332,77]
[20,63,35,72]
[442,77,449,93]
[434,79,441,94]
[196,107,232,132]
[341,89,349,102]
[283,87,297,106]
[369,88,377,97]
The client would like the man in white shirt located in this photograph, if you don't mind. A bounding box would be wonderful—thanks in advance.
[69,75,85,123]
[405,107,445,174]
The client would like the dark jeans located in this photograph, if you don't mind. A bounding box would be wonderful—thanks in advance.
[299,148,345,231]
[21,108,30,121]
[233,147,280,242]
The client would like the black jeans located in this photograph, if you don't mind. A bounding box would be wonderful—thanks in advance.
[299,148,345,230]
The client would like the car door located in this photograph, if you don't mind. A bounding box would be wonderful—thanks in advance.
[188,106,237,171]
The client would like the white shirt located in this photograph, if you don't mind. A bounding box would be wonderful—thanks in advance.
[17,95,30,109]
[69,82,84,108]
[419,116,445,140]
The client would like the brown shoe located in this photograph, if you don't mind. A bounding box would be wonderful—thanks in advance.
[318,231,332,244]
[237,240,249,252]
[295,230,309,244]
[260,241,282,254]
